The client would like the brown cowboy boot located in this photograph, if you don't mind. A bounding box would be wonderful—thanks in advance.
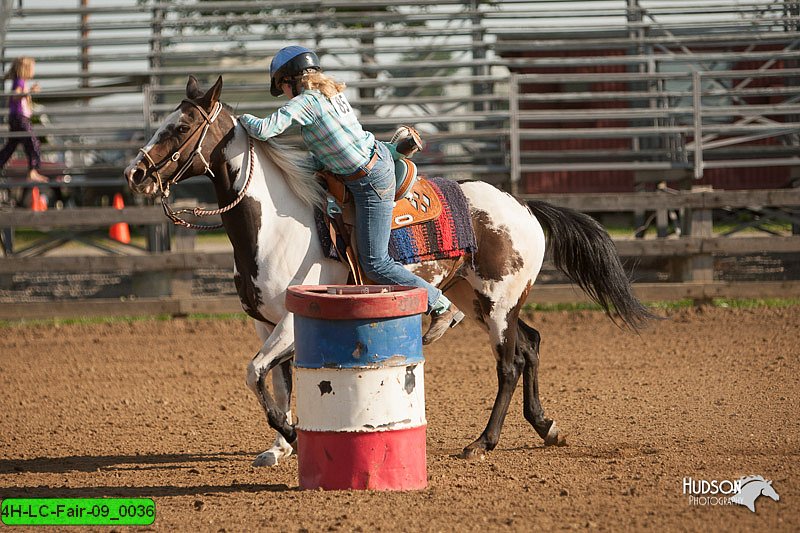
[422,303,465,345]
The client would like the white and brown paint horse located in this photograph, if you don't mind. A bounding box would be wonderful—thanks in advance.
[125,76,655,465]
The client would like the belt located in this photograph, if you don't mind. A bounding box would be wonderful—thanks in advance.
[333,147,379,181]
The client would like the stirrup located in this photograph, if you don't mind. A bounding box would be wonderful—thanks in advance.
[391,125,424,158]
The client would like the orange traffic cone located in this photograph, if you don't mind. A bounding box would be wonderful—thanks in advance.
[31,187,48,212]
[109,193,131,244]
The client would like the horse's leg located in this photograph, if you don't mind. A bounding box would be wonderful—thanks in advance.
[461,294,527,459]
[251,317,295,466]
[246,315,297,467]
[253,316,294,466]
[517,319,566,446]
[252,360,294,466]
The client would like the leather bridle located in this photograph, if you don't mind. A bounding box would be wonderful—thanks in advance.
[137,99,254,230]
[138,99,223,196]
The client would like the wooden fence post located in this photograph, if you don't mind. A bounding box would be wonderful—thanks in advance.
[792,167,800,235]
[170,224,196,300]
[683,186,714,304]
[133,205,172,299]
[0,225,11,289]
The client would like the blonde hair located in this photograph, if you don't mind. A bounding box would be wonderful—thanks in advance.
[4,56,35,81]
[300,70,346,98]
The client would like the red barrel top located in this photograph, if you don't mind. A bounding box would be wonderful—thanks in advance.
[285,285,427,320]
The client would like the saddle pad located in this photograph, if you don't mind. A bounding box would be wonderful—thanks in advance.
[315,176,477,266]
[388,177,476,265]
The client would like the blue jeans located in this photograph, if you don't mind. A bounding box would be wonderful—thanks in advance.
[345,142,441,310]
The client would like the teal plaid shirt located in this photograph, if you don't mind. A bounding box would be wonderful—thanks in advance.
[238,89,375,175]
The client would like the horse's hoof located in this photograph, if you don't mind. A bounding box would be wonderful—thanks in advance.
[252,451,280,467]
[460,446,487,460]
[543,422,567,447]
[252,446,292,467]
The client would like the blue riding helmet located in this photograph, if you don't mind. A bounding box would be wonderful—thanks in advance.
[269,45,321,96]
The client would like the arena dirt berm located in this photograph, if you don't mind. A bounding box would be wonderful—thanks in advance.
[1,305,797,531]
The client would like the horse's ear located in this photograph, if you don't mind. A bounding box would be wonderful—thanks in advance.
[186,75,203,99]
[199,76,223,108]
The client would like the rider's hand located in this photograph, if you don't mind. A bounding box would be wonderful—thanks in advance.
[238,113,277,141]
[237,114,259,136]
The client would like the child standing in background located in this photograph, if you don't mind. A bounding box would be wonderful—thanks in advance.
[0,56,47,183]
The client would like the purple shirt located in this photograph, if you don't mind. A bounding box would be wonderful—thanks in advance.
[10,78,32,118]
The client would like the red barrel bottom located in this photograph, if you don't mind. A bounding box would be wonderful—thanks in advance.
[297,426,427,491]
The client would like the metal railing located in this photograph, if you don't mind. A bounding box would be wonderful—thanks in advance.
[507,67,800,193]
[0,1,797,189]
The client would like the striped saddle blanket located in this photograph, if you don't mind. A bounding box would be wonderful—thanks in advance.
[316,176,477,266]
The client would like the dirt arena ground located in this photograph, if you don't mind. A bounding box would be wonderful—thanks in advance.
[1,305,798,532]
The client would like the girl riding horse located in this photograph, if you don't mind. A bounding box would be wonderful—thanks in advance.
[237,45,464,345]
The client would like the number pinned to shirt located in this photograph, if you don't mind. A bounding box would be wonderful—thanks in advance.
[331,93,353,116]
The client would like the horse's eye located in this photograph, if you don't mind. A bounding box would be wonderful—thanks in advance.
[176,124,191,135]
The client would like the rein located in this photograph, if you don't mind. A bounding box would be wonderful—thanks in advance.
[138,99,255,230]
[161,136,255,230]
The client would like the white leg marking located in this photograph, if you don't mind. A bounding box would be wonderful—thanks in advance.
[248,316,296,467]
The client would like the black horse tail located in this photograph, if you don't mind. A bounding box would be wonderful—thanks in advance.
[527,200,657,332]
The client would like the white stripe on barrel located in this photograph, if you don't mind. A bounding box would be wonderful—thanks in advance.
[295,364,426,432]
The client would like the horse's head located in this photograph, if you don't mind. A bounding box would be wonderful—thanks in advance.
[762,480,780,502]
[125,75,231,197]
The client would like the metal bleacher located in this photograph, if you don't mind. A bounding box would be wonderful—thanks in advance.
[1,1,798,197]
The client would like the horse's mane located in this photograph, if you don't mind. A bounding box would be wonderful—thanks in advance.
[256,137,326,210]
[739,475,768,486]
[224,108,324,210]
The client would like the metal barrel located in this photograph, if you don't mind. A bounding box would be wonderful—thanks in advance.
[285,284,429,491]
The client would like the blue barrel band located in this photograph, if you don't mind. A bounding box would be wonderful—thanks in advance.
[294,315,423,369]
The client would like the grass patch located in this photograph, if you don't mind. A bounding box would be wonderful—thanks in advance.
[524,297,800,313]
[184,312,249,321]
[710,297,800,308]
[524,300,695,313]
[2,299,797,329]
[0,311,248,329]
[523,302,604,313]
[0,314,173,329]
